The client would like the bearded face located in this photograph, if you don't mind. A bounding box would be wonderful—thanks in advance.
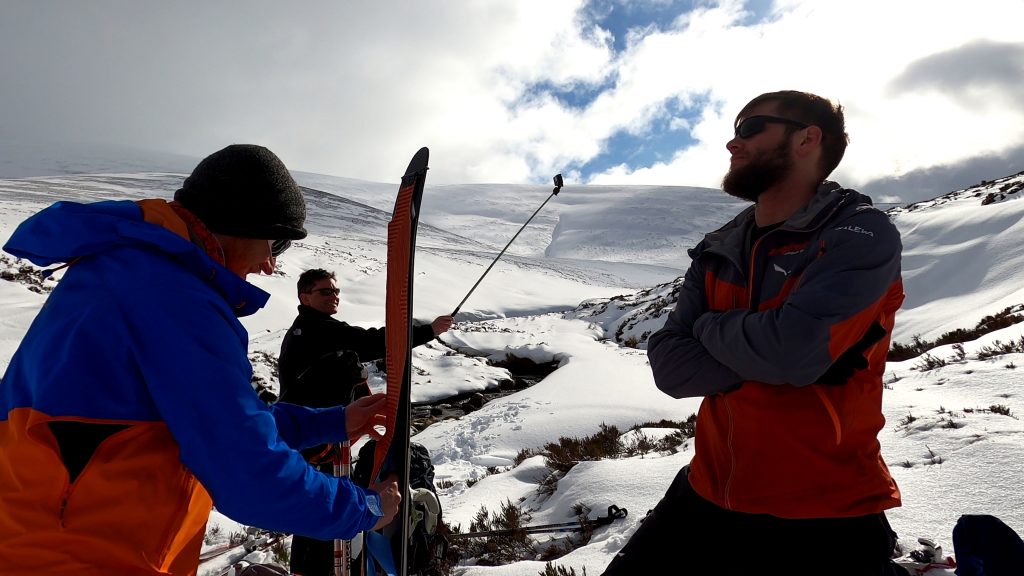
[721,138,794,201]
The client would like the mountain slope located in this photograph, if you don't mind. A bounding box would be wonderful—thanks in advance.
[1,167,1021,575]
[890,171,1024,342]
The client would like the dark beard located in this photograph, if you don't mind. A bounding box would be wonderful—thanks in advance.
[721,139,793,201]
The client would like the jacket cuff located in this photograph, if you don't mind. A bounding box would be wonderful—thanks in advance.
[307,405,349,445]
[413,323,437,346]
[363,489,383,525]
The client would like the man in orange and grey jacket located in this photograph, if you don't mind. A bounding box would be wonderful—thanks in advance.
[602,91,905,576]
[0,145,400,575]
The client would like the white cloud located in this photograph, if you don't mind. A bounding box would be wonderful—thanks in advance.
[580,0,1024,196]
[2,0,1023,198]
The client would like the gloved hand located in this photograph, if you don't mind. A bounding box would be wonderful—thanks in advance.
[816,322,887,386]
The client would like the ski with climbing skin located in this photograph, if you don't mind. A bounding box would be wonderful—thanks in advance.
[364,147,430,576]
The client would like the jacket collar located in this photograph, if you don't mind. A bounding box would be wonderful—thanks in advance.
[134,199,269,317]
[700,181,862,255]
[296,304,338,320]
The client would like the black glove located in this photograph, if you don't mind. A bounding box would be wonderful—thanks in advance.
[816,322,887,386]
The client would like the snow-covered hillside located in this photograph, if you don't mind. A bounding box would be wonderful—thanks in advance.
[1,167,1021,575]
[890,172,1024,343]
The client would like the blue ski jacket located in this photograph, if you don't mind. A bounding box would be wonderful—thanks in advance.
[0,199,382,575]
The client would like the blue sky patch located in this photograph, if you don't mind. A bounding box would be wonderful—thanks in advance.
[521,77,618,110]
[736,0,777,26]
[583,0,694,52]
[582,0,777,52]
[573,95,710,180]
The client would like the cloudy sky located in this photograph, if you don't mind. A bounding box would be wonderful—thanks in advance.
[3,0,1023,203]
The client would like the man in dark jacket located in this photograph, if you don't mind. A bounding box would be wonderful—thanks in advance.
[279,268,452,575]
[279,268,453,407]
[602,91,904,575]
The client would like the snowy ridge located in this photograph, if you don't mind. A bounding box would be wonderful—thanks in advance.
[566,277,682,348]
[0,168,1021,575]
[565,170,1024,350]
[890,171,1024,343]
[543,185,746,269]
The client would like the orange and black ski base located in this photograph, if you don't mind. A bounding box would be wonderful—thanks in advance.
[365,147,429,576]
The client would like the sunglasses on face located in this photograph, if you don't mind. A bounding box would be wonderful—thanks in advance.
[271,239,291,258]
[734,115,809,139]
[310,287,340,296]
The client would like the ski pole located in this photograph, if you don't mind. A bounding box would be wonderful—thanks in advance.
[451,174,564,316]
[334,441,352,576]
[448,504,626,540]
[449,520,585,539]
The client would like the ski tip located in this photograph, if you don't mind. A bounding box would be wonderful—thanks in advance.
[404,147,430,177]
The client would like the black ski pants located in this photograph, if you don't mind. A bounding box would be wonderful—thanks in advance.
[288,533,335,576]
[601,466,899,576]
[289,460,347,576]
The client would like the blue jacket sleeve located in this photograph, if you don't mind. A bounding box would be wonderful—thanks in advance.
[270,402,348,450]
[647,258,745,398]
[128,291,381,540]
[692,209,902,386]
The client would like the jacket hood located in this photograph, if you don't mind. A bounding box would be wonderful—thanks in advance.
[3,200,270,316]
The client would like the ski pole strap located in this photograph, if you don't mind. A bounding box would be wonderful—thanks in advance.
[307,443,341,466]
[364,530,397,576]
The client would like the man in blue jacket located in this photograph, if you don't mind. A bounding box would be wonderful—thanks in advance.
[0,144,400,576]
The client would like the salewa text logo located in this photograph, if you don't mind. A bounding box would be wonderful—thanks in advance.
[834,225,874,237]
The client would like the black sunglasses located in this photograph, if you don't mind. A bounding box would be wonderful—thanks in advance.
[734,115,809,139]
[271,239,291,258]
